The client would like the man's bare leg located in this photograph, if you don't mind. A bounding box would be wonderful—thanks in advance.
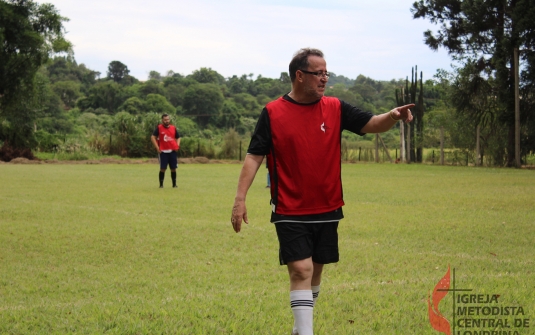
[288,258,322,335]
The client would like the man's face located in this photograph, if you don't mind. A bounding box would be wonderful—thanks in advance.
[301,55,328,100]
[162,116,171,127]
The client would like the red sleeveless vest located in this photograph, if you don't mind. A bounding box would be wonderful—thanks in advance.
[157,124,179,151]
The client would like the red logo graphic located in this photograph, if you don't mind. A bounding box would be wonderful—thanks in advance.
[428,266,451,335]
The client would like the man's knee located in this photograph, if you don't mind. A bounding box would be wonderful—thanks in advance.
[288,258,314,281]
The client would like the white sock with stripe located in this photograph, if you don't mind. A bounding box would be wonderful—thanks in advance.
[292,286,320,334]
[312,285,320,306]
[290,290,314,335]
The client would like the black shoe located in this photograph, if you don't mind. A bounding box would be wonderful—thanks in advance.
[173,185,178,188]
[159,185,163,188]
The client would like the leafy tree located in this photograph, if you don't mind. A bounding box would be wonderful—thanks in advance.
[449,61,508,164]
[51,80,81,109]
[412,0,535,165]
[183,83,224,127]
[164,70,180,78]
[227,75,248,94]
[256,76,290,98]
[138,79,165,98]
[188,67,225,85]
[148,70,162,81]
[163,75,195,88]
[350,75,382,103]
[175,117,198,138]
[164,84,185,107]
[236,117,257,135]
[217,100,244,130]
[34,71,74,134]
[120,84,141,102]
[327,73,355,87]
[325,84,364,107]
[118,97,145,115]
[80,80,124,114]
[77,112,101,130]
[279,72,291,84]
[46,56,98,92]
[231,93,261,117]
[107,60,132,84]
[144,94,175,115]
[255,94,271,107]
[0,0,71,151]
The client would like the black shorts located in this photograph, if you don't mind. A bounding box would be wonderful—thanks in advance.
[159,151,178,170]
[274,221,339,265]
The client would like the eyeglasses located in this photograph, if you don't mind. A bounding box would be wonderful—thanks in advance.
[300,69,330,79]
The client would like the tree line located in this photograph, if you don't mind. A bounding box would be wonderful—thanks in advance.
[1,0,534,166]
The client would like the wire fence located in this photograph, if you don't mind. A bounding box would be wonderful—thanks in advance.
[35,133,535,167]
[342,147,535,167]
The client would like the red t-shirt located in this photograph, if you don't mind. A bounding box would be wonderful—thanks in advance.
[248,95,373,216]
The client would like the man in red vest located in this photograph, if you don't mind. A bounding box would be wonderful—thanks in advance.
[230,48,414,335]
[151,114,181,188]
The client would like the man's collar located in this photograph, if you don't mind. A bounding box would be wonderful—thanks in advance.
[283,93,321,105]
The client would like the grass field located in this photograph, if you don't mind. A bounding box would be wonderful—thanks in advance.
[0,162,534,334]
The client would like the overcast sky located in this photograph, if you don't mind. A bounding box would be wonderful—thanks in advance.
[45,0,454,82]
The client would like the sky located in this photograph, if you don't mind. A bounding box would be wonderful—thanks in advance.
[45,0,454,82]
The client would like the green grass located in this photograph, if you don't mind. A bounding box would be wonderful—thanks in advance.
[0,163,534,334]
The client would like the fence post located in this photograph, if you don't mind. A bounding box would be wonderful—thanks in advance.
[440,127,445,165]
[239,141,242,161]
[375,134,379,163]
[359,147,361,162]
[377,134,393,163]
[406,123,411,163]
[432,150,435,164]
[400,121,405,162]
[476,125,480,166]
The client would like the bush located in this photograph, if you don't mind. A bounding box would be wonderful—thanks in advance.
[219,129,241,159]
[0,143,36,162]
[179,137,215,158]
[35,130,61,152]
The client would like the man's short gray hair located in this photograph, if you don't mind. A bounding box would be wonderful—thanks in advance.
[288,48,324,82]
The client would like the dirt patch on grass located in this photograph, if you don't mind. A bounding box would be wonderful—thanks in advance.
[6,157,43,164]
[3,156,242,165]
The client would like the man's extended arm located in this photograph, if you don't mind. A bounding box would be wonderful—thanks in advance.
[231,154,264,233]
[361,104,414,134]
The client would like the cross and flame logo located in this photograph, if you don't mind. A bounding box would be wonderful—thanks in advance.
[428,266,451,335]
